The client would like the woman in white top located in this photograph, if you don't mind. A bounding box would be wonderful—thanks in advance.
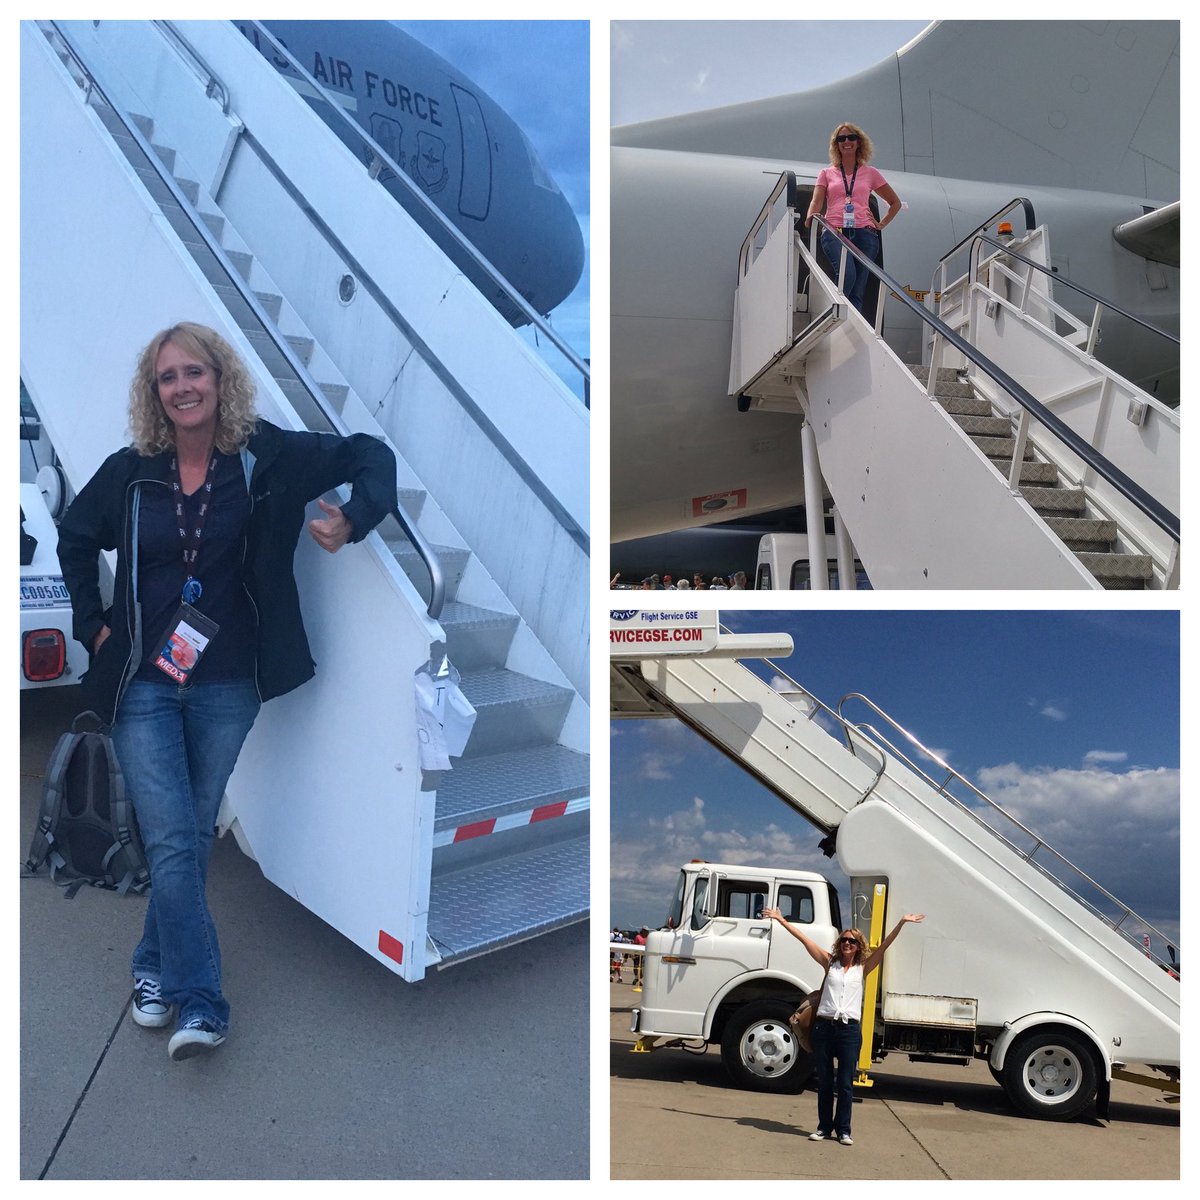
[762,907,924,1145]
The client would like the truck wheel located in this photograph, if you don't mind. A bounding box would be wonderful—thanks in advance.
[1001,1030,1098,1121]
[719,1000,813,1093]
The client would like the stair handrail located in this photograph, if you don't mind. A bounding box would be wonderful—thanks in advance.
[836,690,1179,969]
[808,212,1180,545]
[930,196,1036,299]
[47,20,445,620]
[151,19,231,115]
[242,21,590,394]
[712,629,888,808]
[969,231,1180,349]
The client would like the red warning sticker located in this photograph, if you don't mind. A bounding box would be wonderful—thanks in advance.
[691,488,747,518]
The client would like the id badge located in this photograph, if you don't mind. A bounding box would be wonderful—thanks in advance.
[153,603,219,684]
[843,200,856,230]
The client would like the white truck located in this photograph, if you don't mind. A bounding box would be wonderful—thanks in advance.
[754,532,871,590]
[20,481,91,691]
[610,614,1180,1120]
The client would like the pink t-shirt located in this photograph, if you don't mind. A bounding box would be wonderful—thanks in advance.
[817,164,889,230]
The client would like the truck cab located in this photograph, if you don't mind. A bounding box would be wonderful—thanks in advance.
[633,860,840,1091]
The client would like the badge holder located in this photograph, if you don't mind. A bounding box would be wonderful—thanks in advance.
[153,603,219,685]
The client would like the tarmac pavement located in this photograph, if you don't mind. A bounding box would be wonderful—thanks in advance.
[609,981,1179,1179]
[20,685,588,1180]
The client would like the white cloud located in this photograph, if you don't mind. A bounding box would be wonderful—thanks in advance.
[1040,704,1068,721]
[972,762,1179,932]
[1083,749,1128,766]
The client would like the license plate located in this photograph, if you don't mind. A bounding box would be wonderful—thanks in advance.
[21,575,71,609]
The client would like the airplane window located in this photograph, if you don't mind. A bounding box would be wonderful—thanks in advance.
[450,83,491,221]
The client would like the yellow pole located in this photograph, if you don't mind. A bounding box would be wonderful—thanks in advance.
[854,882,887,1088]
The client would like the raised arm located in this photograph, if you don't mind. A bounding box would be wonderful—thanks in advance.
[762,907,831,969]
[862,913,924,975]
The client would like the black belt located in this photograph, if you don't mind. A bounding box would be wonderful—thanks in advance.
[815,1016,860,1025]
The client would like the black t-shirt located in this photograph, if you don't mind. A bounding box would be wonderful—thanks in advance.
[134,452,256,684]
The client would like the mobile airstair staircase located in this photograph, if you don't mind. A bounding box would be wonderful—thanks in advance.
[610,624,1179,1081]
[729,174,1179,589]
[21,20,589,981]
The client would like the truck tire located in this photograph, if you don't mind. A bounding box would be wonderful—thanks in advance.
[1000,1029,1099,1121]
[719,1000,813,1094]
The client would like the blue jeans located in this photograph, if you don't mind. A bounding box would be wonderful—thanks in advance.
[812,1017,862,1137]
[820,227,881,316]
[112,677,260,1033]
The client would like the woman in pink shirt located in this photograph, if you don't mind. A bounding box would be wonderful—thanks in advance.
[804,122,902,317]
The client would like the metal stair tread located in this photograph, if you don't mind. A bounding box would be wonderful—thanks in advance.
[1076,551,1153,580]
[458,666,572,710]
[438,600,518,635]
[426,834,588,965]
[1020,486,1085,512]
[1044,516,1118,542]
[436,743,588,827]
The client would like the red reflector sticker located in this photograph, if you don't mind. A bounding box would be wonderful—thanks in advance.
[378,930,404,965]
[454,819,497,842]
[531,801,569,823]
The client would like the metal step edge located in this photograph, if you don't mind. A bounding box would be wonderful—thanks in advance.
[1020,487,1085,512]
[438,600,517,636]
[426,833,589,968]
[972,435,1035,459]
[1044,517,1118,542]
[936,396,993,416]
[436,743,589,823]
[433,790,589,839]
[952,415,1012,437]
[1077,552,1154,581]
[458,667,573,712]
[987,459,1059,483]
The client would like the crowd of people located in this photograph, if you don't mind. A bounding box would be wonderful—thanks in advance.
[610,571,748,591]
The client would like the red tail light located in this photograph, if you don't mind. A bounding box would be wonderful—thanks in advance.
[23,628,66,681]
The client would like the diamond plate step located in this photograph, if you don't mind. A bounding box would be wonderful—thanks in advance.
[381,535,470,602]
[435,743,588,828]
[1021,486,1085,514]
[937,395,994,417]
[1078,552,1152,587]
[972,434,1035,459]
[1044,517,1118,551]
[426,833,588,967]
[952,414,1012,437]
[458,668,573,753]
[987,459,1059,484]
[438,601,517,670]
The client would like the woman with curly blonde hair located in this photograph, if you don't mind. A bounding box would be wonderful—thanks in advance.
[58,321,397,1062]
[763,906,925,1145]
[128,322,259,456]
[804,121,903,317]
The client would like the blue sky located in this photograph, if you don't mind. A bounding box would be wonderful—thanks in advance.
[611,610,1180,951]
[395,21,589,393]
[612,20,930,125]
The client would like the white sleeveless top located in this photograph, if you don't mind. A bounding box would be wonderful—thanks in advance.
[816,962,864,1022]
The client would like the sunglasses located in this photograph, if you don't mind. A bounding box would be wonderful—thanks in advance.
[836,134,860,143]
[838,937,859,945]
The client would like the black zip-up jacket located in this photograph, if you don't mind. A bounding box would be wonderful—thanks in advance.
[57,420,397,724]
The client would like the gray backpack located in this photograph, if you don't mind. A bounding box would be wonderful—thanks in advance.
[24,712,149,898]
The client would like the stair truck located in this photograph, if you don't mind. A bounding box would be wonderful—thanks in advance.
[610,611,1180,1120]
